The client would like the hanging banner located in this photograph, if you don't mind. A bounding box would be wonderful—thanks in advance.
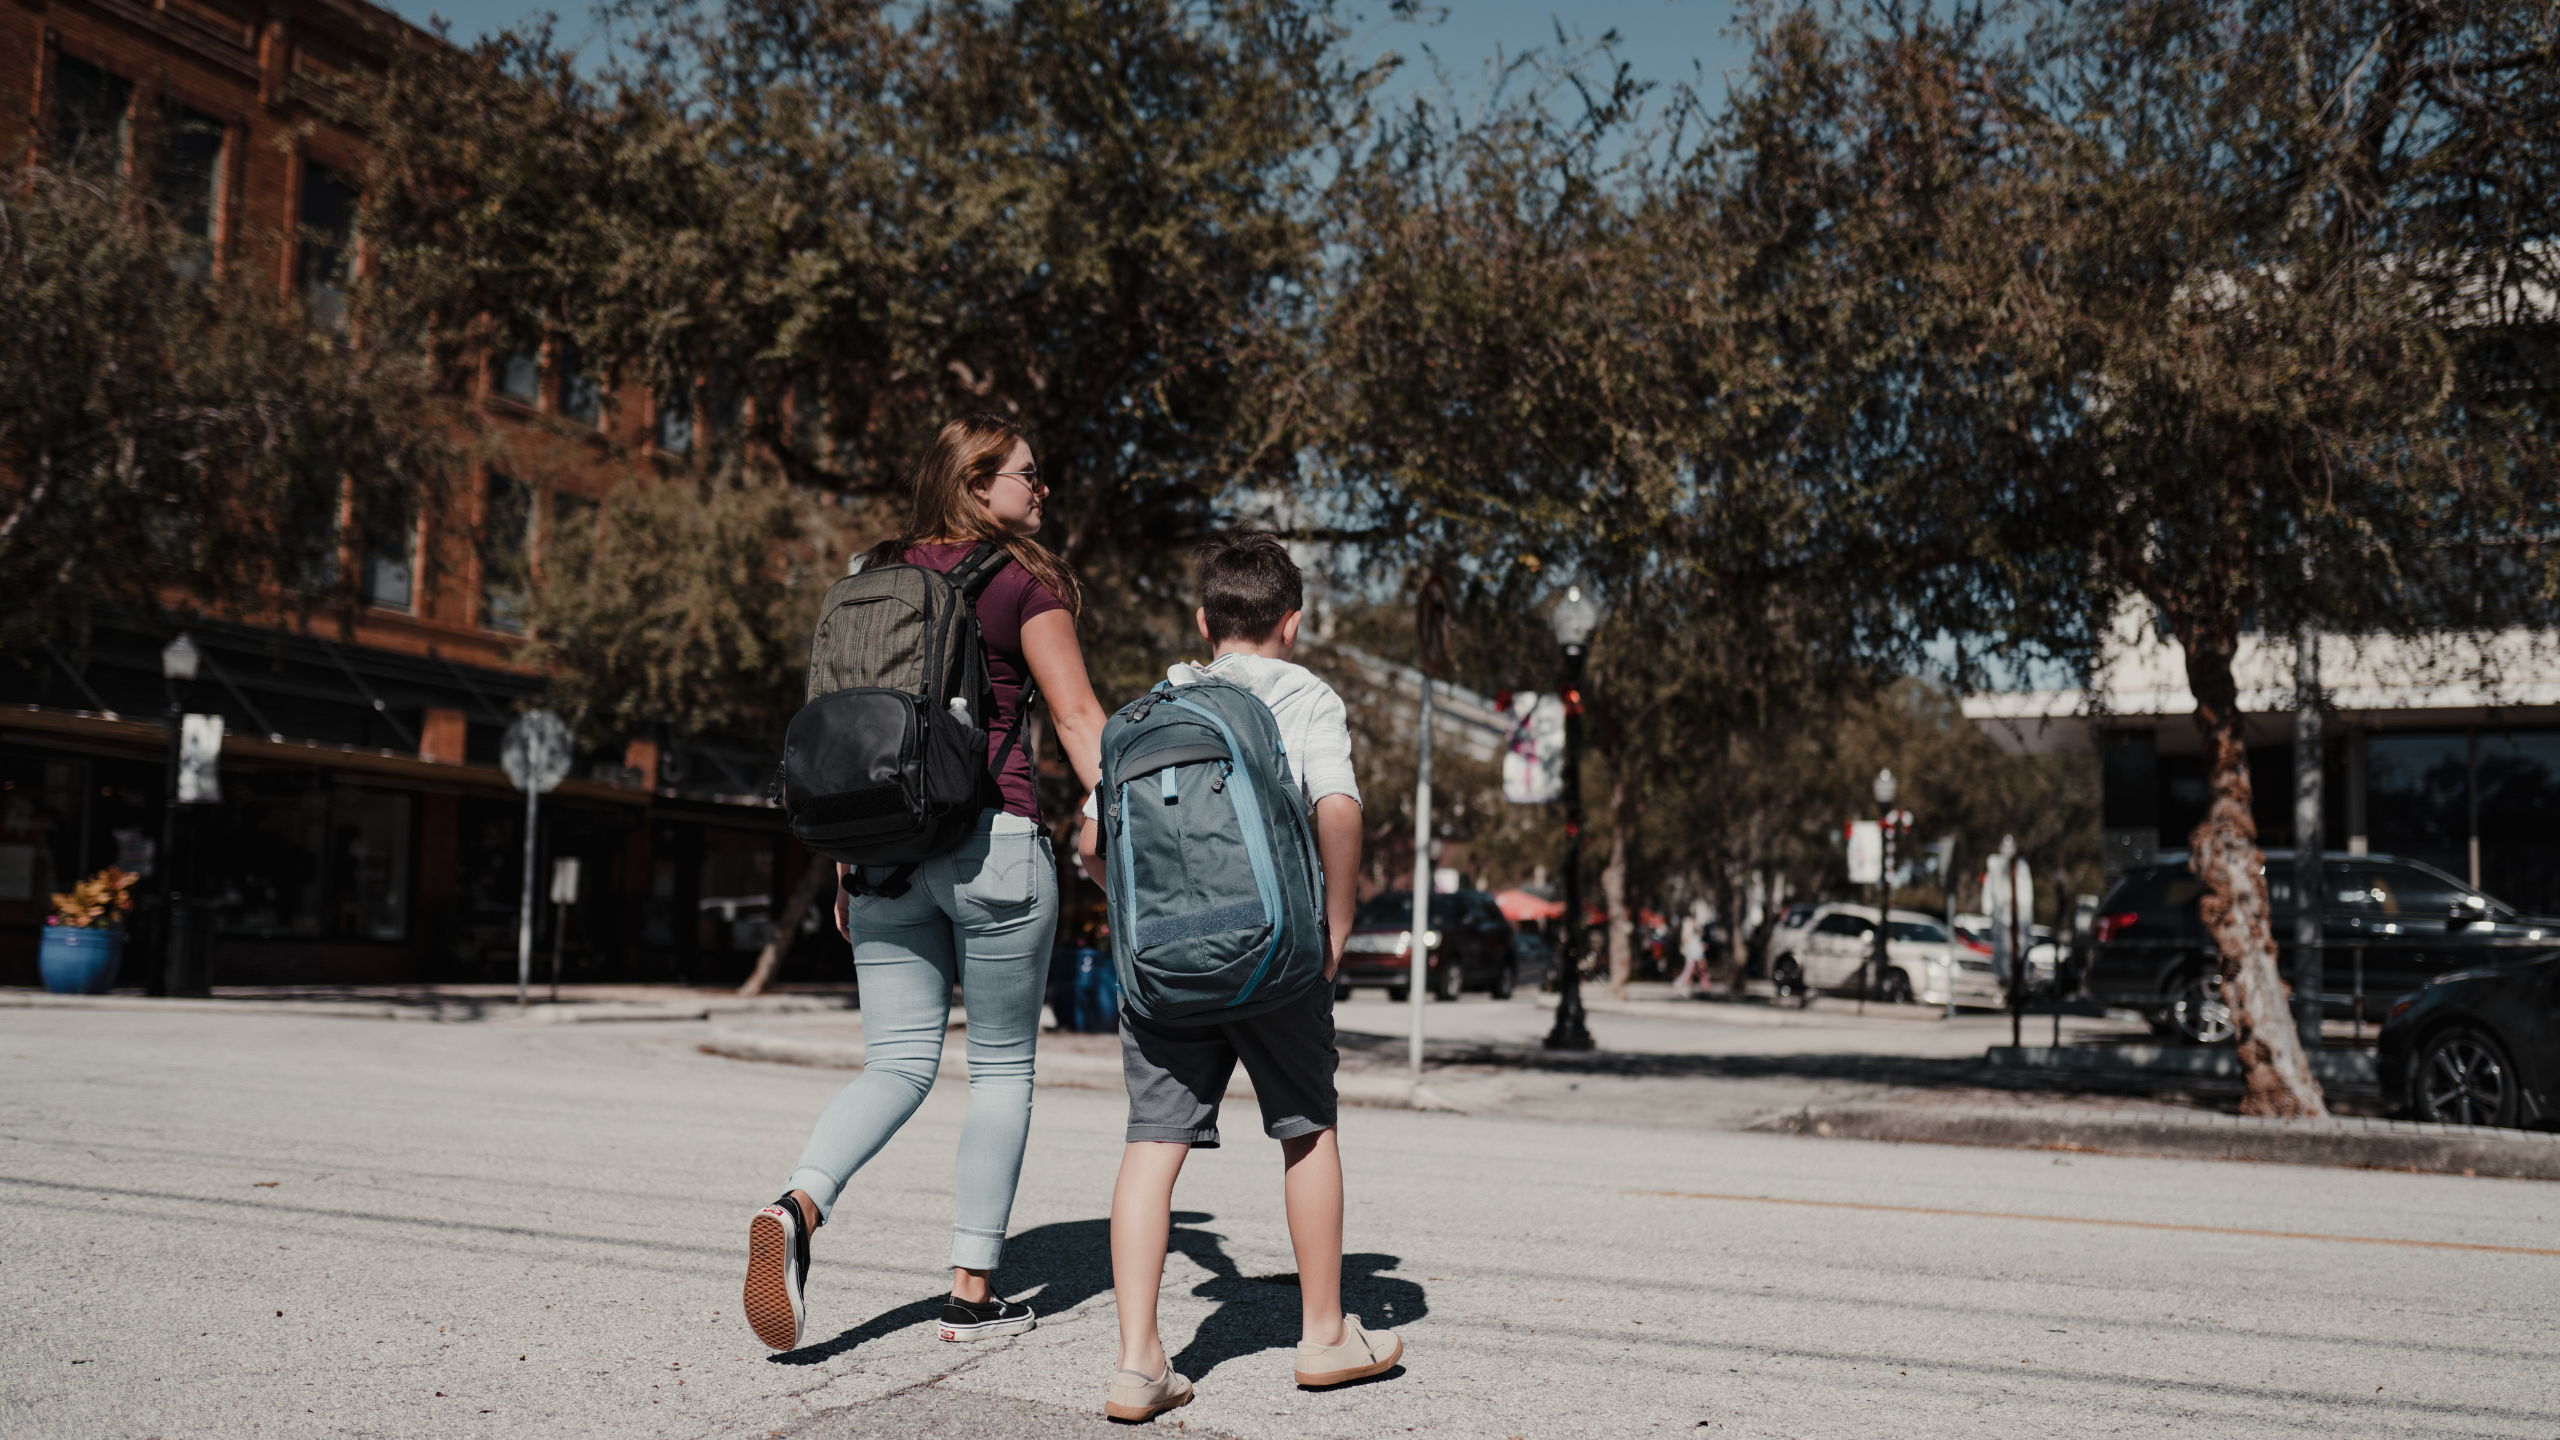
[178,713,225,804]
[1845,820,1884,884]
[1500,692,1564,804]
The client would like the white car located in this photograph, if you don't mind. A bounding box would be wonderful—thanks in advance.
[1769,903,1998,1008]
[1954,913,2062,993]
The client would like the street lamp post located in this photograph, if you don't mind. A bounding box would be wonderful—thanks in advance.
[1543,586,1601,1053]
[159,634,205,998]
[1867,769,1896,1010]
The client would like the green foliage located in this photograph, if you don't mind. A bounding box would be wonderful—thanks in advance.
[349,0,1385,707]
[0,166,453,651]
[522,474,836,740]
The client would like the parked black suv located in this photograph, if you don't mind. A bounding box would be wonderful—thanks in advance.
[2084,850,2559,1042]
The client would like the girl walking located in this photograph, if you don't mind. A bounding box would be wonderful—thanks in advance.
[744,414,1108,1352]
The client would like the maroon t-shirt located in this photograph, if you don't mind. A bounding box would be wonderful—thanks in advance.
[908,542,1065,820]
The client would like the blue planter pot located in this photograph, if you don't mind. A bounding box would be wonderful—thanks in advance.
[39,927,125,995]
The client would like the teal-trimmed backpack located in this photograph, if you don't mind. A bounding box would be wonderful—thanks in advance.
[1094,677,1326,1023]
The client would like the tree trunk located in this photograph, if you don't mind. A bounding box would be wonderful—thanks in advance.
[1603,775,1633,1000]
[2183,631,2327,1117]
[737,854,834,998]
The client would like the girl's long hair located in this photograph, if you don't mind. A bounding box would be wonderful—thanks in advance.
[862,413,1081,616]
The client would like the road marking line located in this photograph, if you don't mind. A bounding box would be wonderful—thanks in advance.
[1626,1191,2560,1257]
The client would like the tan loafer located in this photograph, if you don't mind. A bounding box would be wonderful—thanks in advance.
[1294,1313,1402,1387]
[1103,1364,1194,1422]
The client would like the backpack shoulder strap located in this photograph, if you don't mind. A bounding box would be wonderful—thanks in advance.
[948,541,1015,600]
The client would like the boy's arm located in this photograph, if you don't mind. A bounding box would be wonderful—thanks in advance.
[1314,793,1361,980]
[1076,801,1107,891]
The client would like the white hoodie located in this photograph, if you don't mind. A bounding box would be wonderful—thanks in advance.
[1083,653,1361,819]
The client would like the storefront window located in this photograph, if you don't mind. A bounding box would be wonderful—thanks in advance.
[2365,732,2470,879]
[212,776,412,941]
[2478,731,2560,913]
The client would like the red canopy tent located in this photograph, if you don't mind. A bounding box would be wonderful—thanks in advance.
[1494,888,1565,922]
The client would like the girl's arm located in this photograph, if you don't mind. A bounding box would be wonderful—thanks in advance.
[1020,609,1105,794]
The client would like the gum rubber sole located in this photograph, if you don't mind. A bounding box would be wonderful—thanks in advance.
[743,1208,801,1351]
[939,1314,1037,1342]
[1104,1389,1193,1423]
[1294,1332,1402,1388]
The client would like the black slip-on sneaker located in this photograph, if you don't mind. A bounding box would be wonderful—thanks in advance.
[744,1196,812,1351]
[938,1293,1036,1342]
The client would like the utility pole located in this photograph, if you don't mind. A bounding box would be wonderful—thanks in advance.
[2294,625,2325,1051]
[1410,572,1451,1082]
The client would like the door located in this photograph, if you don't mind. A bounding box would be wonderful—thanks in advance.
[2336,863,2449,1004]
[1809,911,1874,989]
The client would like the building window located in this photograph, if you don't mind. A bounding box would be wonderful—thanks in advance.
[297,162,358,330]
[561,339,602,426]
[2366,732,2471,882]
[361,500,416,611]
[210,779,412,942]
[656,393,693,455]
[480,473,532,633]
[51,55,132,174]
[154,101,225,273]
[496,347,542,406]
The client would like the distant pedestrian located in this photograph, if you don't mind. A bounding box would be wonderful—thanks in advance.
[1076,533,1401,1422]
[1673,908,1711,996]
[743,414,1108,1353]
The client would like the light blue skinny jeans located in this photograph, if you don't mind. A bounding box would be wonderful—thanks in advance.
[786,810,1056,1271]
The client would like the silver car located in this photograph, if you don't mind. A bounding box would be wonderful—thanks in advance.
[1769,903,1994,1007]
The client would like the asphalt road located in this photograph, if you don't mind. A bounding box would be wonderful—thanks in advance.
[5,1008,2556,1440]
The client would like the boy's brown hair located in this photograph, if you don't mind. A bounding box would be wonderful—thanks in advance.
[1195,531,1303,642]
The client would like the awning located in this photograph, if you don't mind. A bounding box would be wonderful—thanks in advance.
[1494,887,1565,922]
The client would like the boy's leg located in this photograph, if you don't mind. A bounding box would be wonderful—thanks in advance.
[1280,1128,1345,1346]
[1110,1141,1192,1374]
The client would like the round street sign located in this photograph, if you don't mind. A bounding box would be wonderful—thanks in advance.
[501,711,574,795]
[1415,571,1452,678]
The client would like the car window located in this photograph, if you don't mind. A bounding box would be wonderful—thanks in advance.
[1466,895,1502,927]
[2103,868,2205,912]
[1815,912,1872,938]
[1890,919,1947,944]
[1428,895,1457,925]
[2368,866,2469,914]
[1354,893,1413,926]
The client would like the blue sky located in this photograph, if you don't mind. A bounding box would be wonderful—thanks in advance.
[380,1,1755,109]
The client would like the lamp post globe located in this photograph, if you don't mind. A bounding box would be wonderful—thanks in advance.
[1873,767,1896,807]
[161,634,201,682]
[1543,585,1603,1052]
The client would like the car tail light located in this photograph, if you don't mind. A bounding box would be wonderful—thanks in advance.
[2091,911,2141,944]
[1958,934,1992,956]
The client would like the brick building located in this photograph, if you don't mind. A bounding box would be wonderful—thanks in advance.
[1,0,819,989]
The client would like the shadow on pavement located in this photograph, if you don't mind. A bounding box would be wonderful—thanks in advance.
[775,1209,1432,1384]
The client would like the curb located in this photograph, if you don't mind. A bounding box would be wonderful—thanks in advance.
[697,1025,1463,1112]
[1751,1101,2560,1180]
[0,990,818,1024]
[1986,1044,2380,1084]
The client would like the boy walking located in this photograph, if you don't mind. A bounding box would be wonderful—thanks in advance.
[1077,532,1401,1422]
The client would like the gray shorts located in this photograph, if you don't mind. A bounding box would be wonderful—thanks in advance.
[1118,978,1337,1148]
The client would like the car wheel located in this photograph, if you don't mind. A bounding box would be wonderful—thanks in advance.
[2168,968,2234,1044]
[1432,962,1462,1002]
[2412,1026,2519,1128]
[1490,961,1517,1000]
[1386,984,1409,1003]
[1878,968,1914,1005]
[1772,956,1810,1008]
[1334,981,1352,1002]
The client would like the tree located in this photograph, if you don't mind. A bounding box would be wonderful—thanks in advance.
[350,0,1385,703]
[0,165,451,652]
[1842,0,2560,1114]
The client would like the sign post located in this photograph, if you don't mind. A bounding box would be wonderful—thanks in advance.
[549,855,582,1003]
[1409,572,1451,1083]
[502,711,573,1007]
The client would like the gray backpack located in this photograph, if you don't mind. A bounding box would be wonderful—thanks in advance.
[777,543,1028,897]
[1095,676,1326,1022]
